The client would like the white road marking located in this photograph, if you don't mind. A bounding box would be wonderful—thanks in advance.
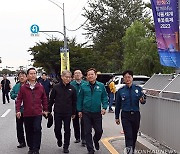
[1,109,11,117]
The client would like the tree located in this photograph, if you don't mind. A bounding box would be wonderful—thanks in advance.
[28,38,63,75]
[28,38,99,75]
[0,69,12,76]
[68,39,100,74]
[122,20,174,76]
[83,0,147,72]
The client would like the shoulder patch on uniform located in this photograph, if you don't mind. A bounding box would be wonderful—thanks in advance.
[135,89,139,93]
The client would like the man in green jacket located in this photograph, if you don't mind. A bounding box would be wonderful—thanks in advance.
[70,70,86,146]
[77,68,108,154]
[10,71,27,148]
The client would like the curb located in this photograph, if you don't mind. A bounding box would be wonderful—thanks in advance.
[136,134,179,154]
[136,136,160,151]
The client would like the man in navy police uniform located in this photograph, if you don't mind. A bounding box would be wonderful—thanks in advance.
[115,70,146,154]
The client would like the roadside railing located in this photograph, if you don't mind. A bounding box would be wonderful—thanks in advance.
[140,74,180,153]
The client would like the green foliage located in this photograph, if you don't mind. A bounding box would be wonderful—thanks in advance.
[27,1,174,76]
[83,0,146,72]
[28,38,100,75]
[69,43,98,74]
[122,21,174,76]
[0,69,12,76]
[28,38,62,75]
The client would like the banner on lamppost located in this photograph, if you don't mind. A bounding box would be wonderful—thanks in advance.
[60,47,70,74]
[151,0,180,67]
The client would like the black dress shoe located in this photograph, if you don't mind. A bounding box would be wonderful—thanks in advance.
[94,142,99,150]
[88,150,95,154]
[81,139,86,146]
[33,151,40,154]
[27,150,33,154]
[63,148,69,153]
[93,137,99,150]
[17,143,26,148]
[57,140,62,147]
[74,139,80,143]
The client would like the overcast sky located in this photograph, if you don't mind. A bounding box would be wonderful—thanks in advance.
[0,0,150,71]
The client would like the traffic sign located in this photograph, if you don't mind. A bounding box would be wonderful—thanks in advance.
[30,24,39,34]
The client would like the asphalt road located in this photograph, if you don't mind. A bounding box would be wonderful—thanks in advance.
[0,77,124,154]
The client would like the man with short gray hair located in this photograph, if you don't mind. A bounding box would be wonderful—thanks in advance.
[49,70,77,153]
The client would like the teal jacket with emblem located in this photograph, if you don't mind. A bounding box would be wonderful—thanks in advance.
[70,79,87,110]
[77,81,108,113]
[70,79,87,98]
[10,82,21,100]
[10,82,24,113]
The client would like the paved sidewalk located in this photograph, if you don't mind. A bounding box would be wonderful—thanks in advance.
[110,136,125,153]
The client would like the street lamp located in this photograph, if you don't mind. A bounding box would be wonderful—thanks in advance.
[47,0,69,72]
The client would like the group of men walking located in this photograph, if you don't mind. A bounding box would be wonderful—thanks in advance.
[5,67,146,154]
[48,68,109,154]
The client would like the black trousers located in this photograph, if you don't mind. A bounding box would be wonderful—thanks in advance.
[72,111,85,140]
[83,112,103,152]
[54,112,71,149]
[2,91,10,104]
[16,113,26,144]
[121,111,140,152]
[24,115,42,151]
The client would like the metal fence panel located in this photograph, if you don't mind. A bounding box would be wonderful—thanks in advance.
[143,74,172,91]
[140,96,180,152]
[163,74,180,93]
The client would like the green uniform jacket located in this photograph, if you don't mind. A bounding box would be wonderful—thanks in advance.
[10,82,24,113]
[10,82,21,100]
[70,79,87,97]
[71,80,87,110]
[77,81,108,113]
